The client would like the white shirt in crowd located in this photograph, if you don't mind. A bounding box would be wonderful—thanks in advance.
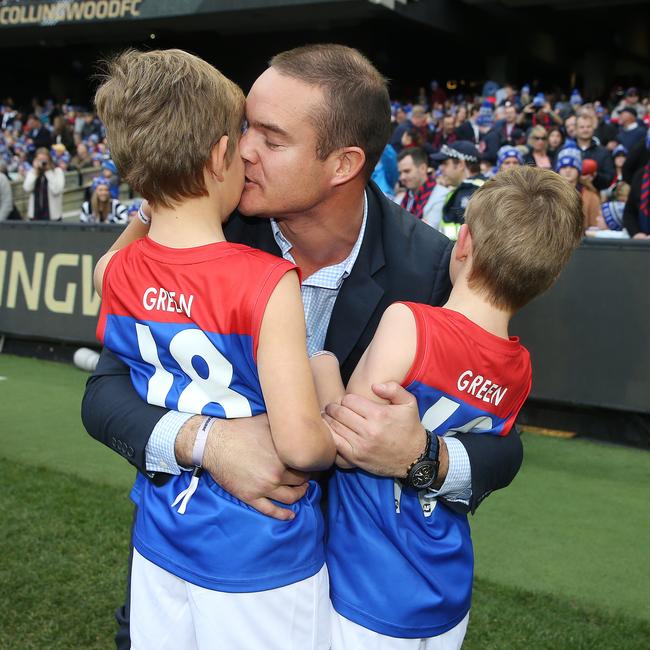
[22,167,65,220]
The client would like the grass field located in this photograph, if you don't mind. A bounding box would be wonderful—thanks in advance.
[1,354,649,649]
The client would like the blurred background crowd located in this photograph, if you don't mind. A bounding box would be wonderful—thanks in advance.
[2,80,650,239]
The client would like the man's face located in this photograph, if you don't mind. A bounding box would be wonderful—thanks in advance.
[504,105,517,124]
[565,116,576,138]
[77,144,88,157]
[238,68,333,218]
[398,155,427,191]
[619,111,634,127]
[440,158,464,186]
[576,118,594,141]
[411,110,426,127]
[443,116,454,134]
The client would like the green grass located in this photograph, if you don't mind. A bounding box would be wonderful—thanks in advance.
[1,354,650,648]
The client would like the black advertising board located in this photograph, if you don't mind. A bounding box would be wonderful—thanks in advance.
[0,221,120,345]
[511,238,650,415]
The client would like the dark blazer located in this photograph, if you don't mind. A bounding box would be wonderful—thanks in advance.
[82,182,523,513]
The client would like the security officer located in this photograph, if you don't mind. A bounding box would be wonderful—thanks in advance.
[432,142,486,239]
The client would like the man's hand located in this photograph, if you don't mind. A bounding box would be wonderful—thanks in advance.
[176,414,309,521]
[324,381,448,486]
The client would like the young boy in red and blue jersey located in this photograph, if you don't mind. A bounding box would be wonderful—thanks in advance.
[312,166,584,649]
[93,49,335,649]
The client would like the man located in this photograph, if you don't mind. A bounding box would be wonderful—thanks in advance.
[575,113,615,190]
[493,101,525,148]
[70,142,94,172]
[455,105,481,145]
[25,115,52,159]
[431,114,458,151]
[397,146,436,220]
[82,44,523,649]
[565,114,577,140]
[616,107,647,152]
[435,141,486,239]
[613,86,646,120]
[391,104,432,153]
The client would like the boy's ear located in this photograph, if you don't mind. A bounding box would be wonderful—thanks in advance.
[330,147,366,187]
[209,135,229,182]
[455,224,473,260]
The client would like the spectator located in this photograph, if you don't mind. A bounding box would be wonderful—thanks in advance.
[430,114,458,151]
[433,141,485,238]
[521,94,562,131]
[613,87,646,120]
[523,125,553,169]
[622,132,650,239]
[22,147,65,221]
[555,147,600,230]
[492,100,525,148]
[455,105,481,144]
[564,114,577,140]
[594,106,618,150]
[616,107,647,152]
[0,160,18,221]
[600,182,630,232]
[25,115,52,156]
[603,144,628,200]
[397,147,436,220]
[371,144,398,199]
[52,115,75,154]
[70,142,94,171]
[547,127,565,165]
[80,181,127,224]
[81,112,103,140]
[575,114,615,190]
[496,145,524,172]
[390,105,431,153]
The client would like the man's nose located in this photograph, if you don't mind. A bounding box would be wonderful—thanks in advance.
[239,132,256,164]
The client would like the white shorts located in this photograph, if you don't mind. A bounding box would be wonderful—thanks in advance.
[330,605,469,650]
[130,549,330,650]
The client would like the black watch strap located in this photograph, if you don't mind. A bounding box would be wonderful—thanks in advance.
[405,429,440,491]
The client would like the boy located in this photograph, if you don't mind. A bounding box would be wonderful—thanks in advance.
[312,166,584,649]
[93,49,334,649]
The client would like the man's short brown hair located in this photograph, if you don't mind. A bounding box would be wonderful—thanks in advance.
[95,49,245,208]
[464,166,583,311]
[270,44,391,180]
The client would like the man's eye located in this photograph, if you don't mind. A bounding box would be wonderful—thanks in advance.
[240,119,249,135]
[265,141,281,150]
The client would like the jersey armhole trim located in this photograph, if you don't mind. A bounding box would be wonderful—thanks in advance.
[396,301,427,388]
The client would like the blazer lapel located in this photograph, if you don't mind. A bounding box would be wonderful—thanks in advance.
[325,187,386,367]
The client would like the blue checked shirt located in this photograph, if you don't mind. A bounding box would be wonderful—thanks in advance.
[146,192,471,503]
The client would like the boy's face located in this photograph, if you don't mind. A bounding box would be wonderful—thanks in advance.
[559,166,579,184]
[222,138,246,217]
[238,68,336,219]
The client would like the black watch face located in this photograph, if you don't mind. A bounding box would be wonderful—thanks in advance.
[409,461,437,490]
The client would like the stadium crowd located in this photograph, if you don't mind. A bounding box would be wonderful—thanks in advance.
[2,81,650,237]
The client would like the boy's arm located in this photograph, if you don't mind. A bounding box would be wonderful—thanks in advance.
[257,270,336,472]
[325,303,448,479]
[309,352,345,410]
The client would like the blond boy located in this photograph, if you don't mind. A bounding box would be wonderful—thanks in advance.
[313,166,584,649]
[92,49,334,649]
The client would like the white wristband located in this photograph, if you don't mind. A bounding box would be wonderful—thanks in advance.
[137,203,151,225]
[192,417,216,467]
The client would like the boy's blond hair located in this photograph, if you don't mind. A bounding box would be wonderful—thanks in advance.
[464,166,583,312]
[95,49,245,208]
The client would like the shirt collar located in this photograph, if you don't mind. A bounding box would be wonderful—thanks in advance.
[270,191,368,289]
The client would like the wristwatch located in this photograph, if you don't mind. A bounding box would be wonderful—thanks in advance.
[405,429,440,490]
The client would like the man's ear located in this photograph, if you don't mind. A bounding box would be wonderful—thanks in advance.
[208,135,229,182]
[456,224,473,261]
[330,147,366,187]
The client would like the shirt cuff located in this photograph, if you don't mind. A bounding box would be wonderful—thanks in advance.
[428,436,471,504]
[145,411,194,475]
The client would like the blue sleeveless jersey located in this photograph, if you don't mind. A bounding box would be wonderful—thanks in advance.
[327,303,531,637]
[98,238,325,592]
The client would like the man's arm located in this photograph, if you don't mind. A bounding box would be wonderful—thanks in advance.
[81,348,310,519]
